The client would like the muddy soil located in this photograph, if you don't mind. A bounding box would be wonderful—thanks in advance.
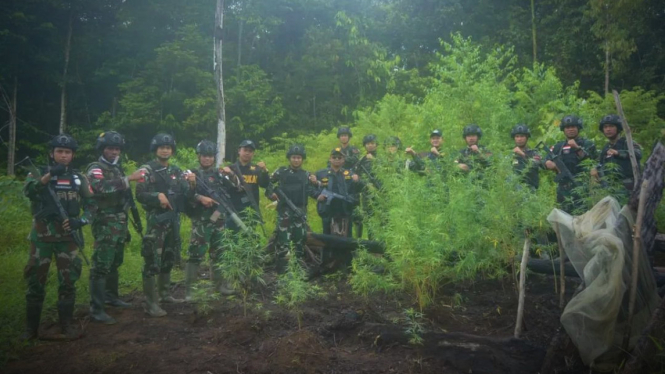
[5,273,578,374]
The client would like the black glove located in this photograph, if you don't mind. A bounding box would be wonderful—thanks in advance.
[67,218,88,231]
[49,163,67,177]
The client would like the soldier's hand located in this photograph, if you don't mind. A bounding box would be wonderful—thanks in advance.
[458,163,470,172]
[221,166,233,175]
[469,145,479,153]
[270,193,279,201]
[366,153,374,160]
[128,169,144,182]
[607,149,619,157]
[50,163,67,177]
[198,195,217,208]
[405,146,416,156]
[430,147,440,156]
[567,139,579,149]
[513,146,525,157]
[185,171,196,183]
[158,193,173,210]
[63,218,87,232]
[545,160,560,173]
[62,218,71,231]
[318,194,327,202]
[309,174,317,184]
[257,161,267,171]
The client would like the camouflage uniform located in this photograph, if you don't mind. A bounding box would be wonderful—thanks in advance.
[340,145,361,170]
[136,160,190,277]
[23,162,92,339]
[267,166,320,272]
[512,148,544,190]
[598,137,642,194]
[455,145,493,172]
[355,152,382,239]
[546,138,596,213]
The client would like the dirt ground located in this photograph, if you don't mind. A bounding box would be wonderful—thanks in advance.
[5,272,578,374]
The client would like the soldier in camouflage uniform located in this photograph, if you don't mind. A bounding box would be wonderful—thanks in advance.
[591,114,642,197]
[336,127,361,169]
[406,129,447,173]
[455,124,492,173]
[136,134,193,317]
[355,134,381,239]
[510,124,544,190]
[266,144,321,273]
[545,115,597,213]
[316,148,361,238]
[22,134,92,341]
[184,140,235,300]
[86,131,143,324]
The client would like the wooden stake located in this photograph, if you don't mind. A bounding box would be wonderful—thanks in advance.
[622,179,649,350]
[515,234,531,338]
[612,90,642,191]
[554,222,566,309]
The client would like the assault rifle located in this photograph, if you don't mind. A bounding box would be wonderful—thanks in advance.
[536,141,576,185]
[319,189,356,206]
[195,174,249,232]
[354,156,382,190]
[272,186,308,225]
[123,182,143,235]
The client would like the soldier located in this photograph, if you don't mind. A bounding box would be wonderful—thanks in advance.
[544,115,597,213]
[355,134,381,239]
[510,124,543,190]
[86,131,143,324]
[336,127,361,169]
[406,129,446,173]
[383,136,408,172]
[224,140,269,231]
[316,148,361,237]
[266,144,320,273]
[184,140,236,300]
[455,124,492,172]
[22,134,92,340]
[591,114,642,196]
[136,134,192,317]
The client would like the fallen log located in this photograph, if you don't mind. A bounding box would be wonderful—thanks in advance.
[621,294,665,374]
[357,323,546,374]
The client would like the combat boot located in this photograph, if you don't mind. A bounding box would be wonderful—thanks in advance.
[105,270,131,308]
[184,262,199,302]
[56,299,83,341]
[213,268,237,296]
[19,302,42,341]
[89,277,117,324]
[142,276,167,317]
[158,273,184,303]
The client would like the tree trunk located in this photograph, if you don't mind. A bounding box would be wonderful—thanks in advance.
[4,78,18,176]
[604,42,610,96]
[237,17,243,77]
[59,11,73,135]
[531,0,537,64]
[214,0,227,166]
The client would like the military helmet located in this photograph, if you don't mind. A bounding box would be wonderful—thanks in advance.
[363,134,377,146]
[462,124,482,138]
[430,129,443,138]
[286,144,306,159]
[510,124,531,138]
[559,115,583,131]
[337,126,352,138]
[238,139,256,150]
[196,140,217,155]
[599,114,623,132]
[95,131,125,151]
[49,134,79,151]
[385,136,402,149]
[149,133,176,153]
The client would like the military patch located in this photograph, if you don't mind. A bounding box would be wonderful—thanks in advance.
[343,170,349,175]
[562,145,571,154]
[209,177,215,183]
[250,166,256,171]
[91,168,104,179]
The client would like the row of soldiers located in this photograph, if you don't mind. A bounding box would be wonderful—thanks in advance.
[19,112,640,340]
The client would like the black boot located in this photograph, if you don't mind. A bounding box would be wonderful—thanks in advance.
[105,271,131,308]
[90,277,117,324]
[158,273,184,303]
[57,299,83,341]
[19,302,42,341]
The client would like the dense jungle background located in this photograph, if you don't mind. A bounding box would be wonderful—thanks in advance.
[1,0,665,372]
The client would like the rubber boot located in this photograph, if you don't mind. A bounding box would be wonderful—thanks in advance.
[184,262,199,302]
[105,271,131,308]
[213,268,236,296]
[89,277,117,324]
[142,276,167,317]
[56,299,83,341]
[158,273,183,303]
[19,302,42,341]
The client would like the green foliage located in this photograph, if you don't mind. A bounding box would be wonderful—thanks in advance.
[275,252,324,329]
[403,308,425,346]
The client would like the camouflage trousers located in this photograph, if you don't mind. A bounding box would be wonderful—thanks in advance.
[187,218,225,265]
[24,240,82,304]
[90,213,128,279]
[274,210,307,273]
[141,212,180,278]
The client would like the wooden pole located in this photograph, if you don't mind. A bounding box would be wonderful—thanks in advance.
[515,235,531,338]
[554,222,566,309]
[612,90,641,190]
[622,179,649,350]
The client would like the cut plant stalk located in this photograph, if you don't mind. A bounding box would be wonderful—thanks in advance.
[515,234,530,338]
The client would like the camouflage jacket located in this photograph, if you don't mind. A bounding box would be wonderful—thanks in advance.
[598,137,642,184]
[188,166,234,222]
[455,145,492,171]
[512,147,544,190]
[546,137,597,179]
[86,157,131,217]
[135,160,191,216]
